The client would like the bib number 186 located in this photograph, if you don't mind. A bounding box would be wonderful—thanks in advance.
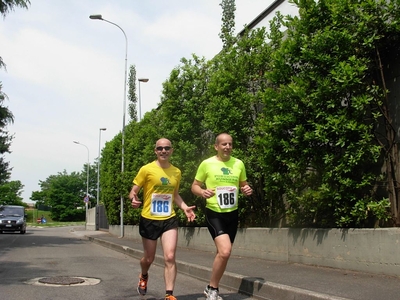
[150,193,172,216]
[152,200,169,213]
[218,193,235,205]
[216,186,237,209]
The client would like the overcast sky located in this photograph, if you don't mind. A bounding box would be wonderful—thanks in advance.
[1,0,273,203]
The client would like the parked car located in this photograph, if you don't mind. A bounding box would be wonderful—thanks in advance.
[0,205,27,234]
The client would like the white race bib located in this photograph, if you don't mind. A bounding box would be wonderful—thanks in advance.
[150,193,172,216]
[216,186,237,209]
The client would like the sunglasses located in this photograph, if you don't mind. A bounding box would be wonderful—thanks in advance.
[156,146,172,151]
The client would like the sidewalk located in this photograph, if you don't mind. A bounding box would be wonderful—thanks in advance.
[80,229,399,300]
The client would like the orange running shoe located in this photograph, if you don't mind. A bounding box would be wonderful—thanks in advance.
[137,274,148,295]
[164,295,177,300]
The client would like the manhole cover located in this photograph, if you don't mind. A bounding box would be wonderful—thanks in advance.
[39,276,85,285]
[25,276,101,287]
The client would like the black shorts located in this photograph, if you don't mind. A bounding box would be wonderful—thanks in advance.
[139,216,179,240]
[205,208,238,243]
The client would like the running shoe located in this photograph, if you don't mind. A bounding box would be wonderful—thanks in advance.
[204,285,222,300]
[137,274,148,295]
[164,295,177,300]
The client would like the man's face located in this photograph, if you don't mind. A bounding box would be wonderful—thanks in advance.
[154,140,173,161]
[215,134,232,161]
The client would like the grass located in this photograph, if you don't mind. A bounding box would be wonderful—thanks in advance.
[26,209,85,227]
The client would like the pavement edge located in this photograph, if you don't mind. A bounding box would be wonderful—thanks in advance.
[86,235,351,300]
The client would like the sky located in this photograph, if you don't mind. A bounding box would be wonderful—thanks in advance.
[1,0,274,203]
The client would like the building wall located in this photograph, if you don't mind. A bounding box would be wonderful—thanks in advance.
[239,0,299,36]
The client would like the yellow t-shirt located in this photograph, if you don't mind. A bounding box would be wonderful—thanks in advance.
[194,156,247,213]
[133,161,181,220]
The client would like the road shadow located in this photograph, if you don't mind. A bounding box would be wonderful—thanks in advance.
[237,276,266,298]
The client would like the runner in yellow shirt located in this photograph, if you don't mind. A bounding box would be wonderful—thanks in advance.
[129,138,196,300]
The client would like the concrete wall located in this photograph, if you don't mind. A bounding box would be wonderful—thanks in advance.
[86,208,96,231]
[107,225,400,277]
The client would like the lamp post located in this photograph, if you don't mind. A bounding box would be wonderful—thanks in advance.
[97,128,107,207]
[73,141,90,225]
[90,14,127,238]
[138,78,149,121]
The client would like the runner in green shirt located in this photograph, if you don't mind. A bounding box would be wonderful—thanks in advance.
[191,133,252,300]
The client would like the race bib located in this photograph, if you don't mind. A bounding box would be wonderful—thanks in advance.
[150,193,173,216]
[216,186,237,209]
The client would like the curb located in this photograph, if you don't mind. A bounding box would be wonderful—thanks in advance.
[87,236,351,300]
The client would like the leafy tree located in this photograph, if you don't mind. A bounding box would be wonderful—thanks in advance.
[256,0,399,227]
[155,55,213,225]
[123,111,162,224]
[219,0,236,49]
[99,136,123,225]
[1,0,31,69]
[75,162,99,208]
[0,0,30,17]
[34,170,85,221]
[0,0,30,193]
[0,180,24,206]
[127,64,138,121]
[204,27,275,226]
[0,83,14,184]
[30,190,45,206]
[97,0,400,229]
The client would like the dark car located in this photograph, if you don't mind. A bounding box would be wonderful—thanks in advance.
[0,205,27,234]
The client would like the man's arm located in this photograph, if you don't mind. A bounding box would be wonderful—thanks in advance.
[191,179,215,198]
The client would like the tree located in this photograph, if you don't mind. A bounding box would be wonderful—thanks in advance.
[0,180,24,206]
[0,83,14,184]
[97,0,400,228]
[0,0,30,17]
[34,171,85,221]
[0,0,30,190]
[79,162,99,208]
[156,55,213,225]
[219,0,236,49]
[1,0,31,69]
[127,64,138,121]
[99,136,123,225]
[255,0,400,227]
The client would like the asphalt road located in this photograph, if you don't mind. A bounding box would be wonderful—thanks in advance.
[0,226,255,300]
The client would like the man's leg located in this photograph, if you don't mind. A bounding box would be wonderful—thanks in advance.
[209,233,232,288]
[137,237,157,295]
[140,237,157,274]
[160,228,178,291]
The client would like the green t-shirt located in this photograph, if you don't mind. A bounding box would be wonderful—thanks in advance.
[194,156,247,212]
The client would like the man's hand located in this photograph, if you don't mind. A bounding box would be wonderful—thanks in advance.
[130,193,142,208]
[240,185,253,196]
[184,205,196,222]
[202,188,215,199]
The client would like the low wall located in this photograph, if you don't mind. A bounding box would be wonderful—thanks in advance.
[86,208,96,231]
[107,225,400,277]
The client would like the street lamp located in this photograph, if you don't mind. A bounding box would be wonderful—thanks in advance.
[73,141,90,225]
[90,14,127,238]
[97,128,107,207]
[138,78,149,121]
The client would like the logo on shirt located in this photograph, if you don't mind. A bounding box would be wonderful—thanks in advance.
[221,167,232,175]
[160,177,170,185]
[217,186,236,192]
